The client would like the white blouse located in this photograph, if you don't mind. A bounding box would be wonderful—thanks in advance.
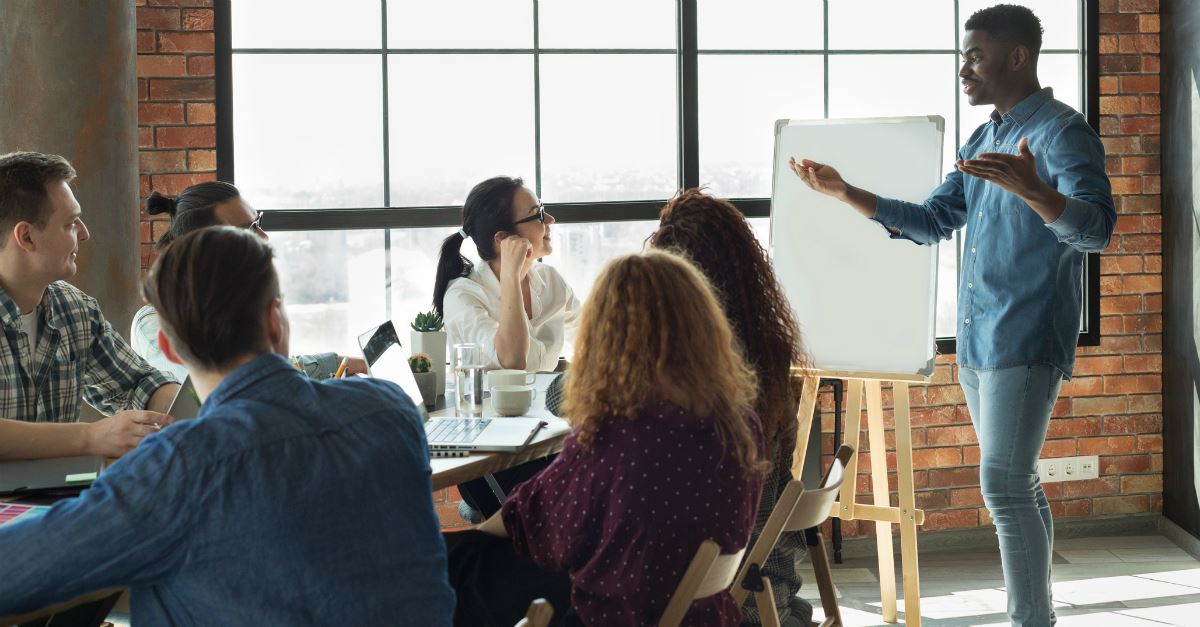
[443,262,580,372]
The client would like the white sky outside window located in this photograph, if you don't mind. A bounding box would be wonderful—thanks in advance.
[233,55,384,209]
[538,54,678,203]
[387,54,536,207]
[698,55,825,198]
[829,0,956,50]
[387,0,532,49]
[231,0,380,49]
[698,0,824,50]
[537,0,674,49]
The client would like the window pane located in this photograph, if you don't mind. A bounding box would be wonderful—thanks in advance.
[829,0,956,50]
[828,55,959,176]
[388,55,535,207]
[699,55,824,198]
[958,0,1079,50]
[232,0,380,49]
[234,55,384,209]
[390,227,468,330]
[272,230,388,358]
[1039,53,1083,112]
[539,55,678,203]
[387,0,532,49]
[538,0,674,49]
[698,0,823,50]
[547,221,658,306]
[936,235,959,337]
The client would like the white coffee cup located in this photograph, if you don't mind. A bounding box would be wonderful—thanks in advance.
[489,369,536,388]
[491,384,535,417]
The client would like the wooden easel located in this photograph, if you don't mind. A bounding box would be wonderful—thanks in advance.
[792,368,929,626]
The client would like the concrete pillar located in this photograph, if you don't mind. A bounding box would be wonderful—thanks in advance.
[0,1,140,337]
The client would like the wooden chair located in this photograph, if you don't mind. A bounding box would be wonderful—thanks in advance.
[733,444,855,627]
[657,540,748,627]
[515,598,554,627]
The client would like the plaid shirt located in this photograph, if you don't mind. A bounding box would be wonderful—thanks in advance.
[0,281,174,423]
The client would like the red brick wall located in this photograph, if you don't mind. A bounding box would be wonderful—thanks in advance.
[136,0,216,275]
[136,2,1164,532]
[826,0,1164,538]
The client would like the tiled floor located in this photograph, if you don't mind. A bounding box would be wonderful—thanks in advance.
[799,535,1200,626]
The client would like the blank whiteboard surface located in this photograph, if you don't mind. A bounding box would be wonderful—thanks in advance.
[770,116,943,377]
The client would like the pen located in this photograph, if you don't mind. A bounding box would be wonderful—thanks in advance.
[520,420,549,448]
[333,357,349,379]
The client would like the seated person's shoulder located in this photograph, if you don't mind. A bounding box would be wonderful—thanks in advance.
[317,376,424,423]
[46,280,100,311]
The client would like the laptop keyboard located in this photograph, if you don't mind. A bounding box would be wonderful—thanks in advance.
[426,418,492,444]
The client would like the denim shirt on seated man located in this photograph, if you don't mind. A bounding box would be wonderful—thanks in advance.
[0,226,455,626]
[788,7,1114,625]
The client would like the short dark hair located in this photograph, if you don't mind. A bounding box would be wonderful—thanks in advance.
[965,4,1044,57]
[0,152,77,243]
[143,226,280,371]
[146,181,241,250]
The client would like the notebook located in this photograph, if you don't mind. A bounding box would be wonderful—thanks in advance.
[0,503,50,527]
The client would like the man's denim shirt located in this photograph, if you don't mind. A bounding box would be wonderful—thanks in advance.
[0,353,455,626]
[873,88,1115,378]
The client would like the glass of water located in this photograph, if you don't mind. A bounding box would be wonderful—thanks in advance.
[453,343,484,418]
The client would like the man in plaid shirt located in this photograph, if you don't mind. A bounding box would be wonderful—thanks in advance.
[0,152,178,460]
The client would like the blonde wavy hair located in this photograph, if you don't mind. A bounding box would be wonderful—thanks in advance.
[564,250,768,475]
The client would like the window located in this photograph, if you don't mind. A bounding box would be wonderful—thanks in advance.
[218,0,1099,357]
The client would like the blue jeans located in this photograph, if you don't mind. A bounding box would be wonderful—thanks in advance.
[959,364,1063,627]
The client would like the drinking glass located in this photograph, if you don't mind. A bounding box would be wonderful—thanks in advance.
[453,343,484,418]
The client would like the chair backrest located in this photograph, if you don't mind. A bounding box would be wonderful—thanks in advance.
[785,444,853,532]
[657,539,747,627]
[731,444,855,605]
[515,598,554,627]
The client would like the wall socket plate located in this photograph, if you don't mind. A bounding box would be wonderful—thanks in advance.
[1037,455,1100,483]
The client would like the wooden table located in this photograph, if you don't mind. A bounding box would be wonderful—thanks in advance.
[429,374,569,491]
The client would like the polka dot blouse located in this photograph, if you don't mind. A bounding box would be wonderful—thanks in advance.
[501,400,765,626]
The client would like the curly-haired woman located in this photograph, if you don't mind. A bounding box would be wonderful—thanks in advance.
[445,250,767,627]
[650,188,813,627]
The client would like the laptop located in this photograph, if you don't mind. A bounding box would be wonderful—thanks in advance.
[356,320,554,453]
[0,455,105,495]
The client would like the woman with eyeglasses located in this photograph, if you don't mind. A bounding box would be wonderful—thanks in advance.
[433,176,579,373]
[131,181,366,382]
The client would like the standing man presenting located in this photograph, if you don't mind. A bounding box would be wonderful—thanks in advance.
[0,151,178,460]
[791,5,1114,626]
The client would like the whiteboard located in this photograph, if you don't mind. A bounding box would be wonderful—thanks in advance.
[770,116,944,377]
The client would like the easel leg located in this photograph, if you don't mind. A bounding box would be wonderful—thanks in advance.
[865,380,897,623]
[791,375,821,482]
[893,382,922,626]
[837,380,864,520]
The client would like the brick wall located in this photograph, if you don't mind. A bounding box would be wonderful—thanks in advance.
[136,0,216,275]
[825,0,1164,538]
[136,1,1164,532]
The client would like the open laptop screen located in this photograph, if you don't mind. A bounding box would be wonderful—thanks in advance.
[357,321,425,409]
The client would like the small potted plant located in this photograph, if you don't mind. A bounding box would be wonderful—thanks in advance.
[408,352,437,409]
[410,310,446,393]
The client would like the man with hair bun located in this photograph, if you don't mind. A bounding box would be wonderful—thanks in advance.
[0,151,178,461]
[789,5,1115,625]
[0,226,454,624]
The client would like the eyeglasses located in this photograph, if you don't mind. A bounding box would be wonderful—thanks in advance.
[512,204,546,227]
[244,214,263,231]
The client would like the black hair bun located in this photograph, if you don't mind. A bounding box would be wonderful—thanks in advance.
[146,191,179,217]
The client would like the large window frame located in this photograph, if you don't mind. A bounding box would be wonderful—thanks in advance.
[214,0,1102,354]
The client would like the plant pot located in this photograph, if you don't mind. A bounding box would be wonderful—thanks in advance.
[410,330,447,396]
[412,371,437,409]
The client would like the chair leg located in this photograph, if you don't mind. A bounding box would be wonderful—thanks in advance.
[754,577,781,627]
[809,532,843,627]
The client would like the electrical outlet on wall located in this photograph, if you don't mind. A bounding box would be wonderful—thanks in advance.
[1037,456,1100,483]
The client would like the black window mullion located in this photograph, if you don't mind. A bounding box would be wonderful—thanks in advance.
[678,0,699,189]
[533,0,543,199]
[381,0,392,320]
